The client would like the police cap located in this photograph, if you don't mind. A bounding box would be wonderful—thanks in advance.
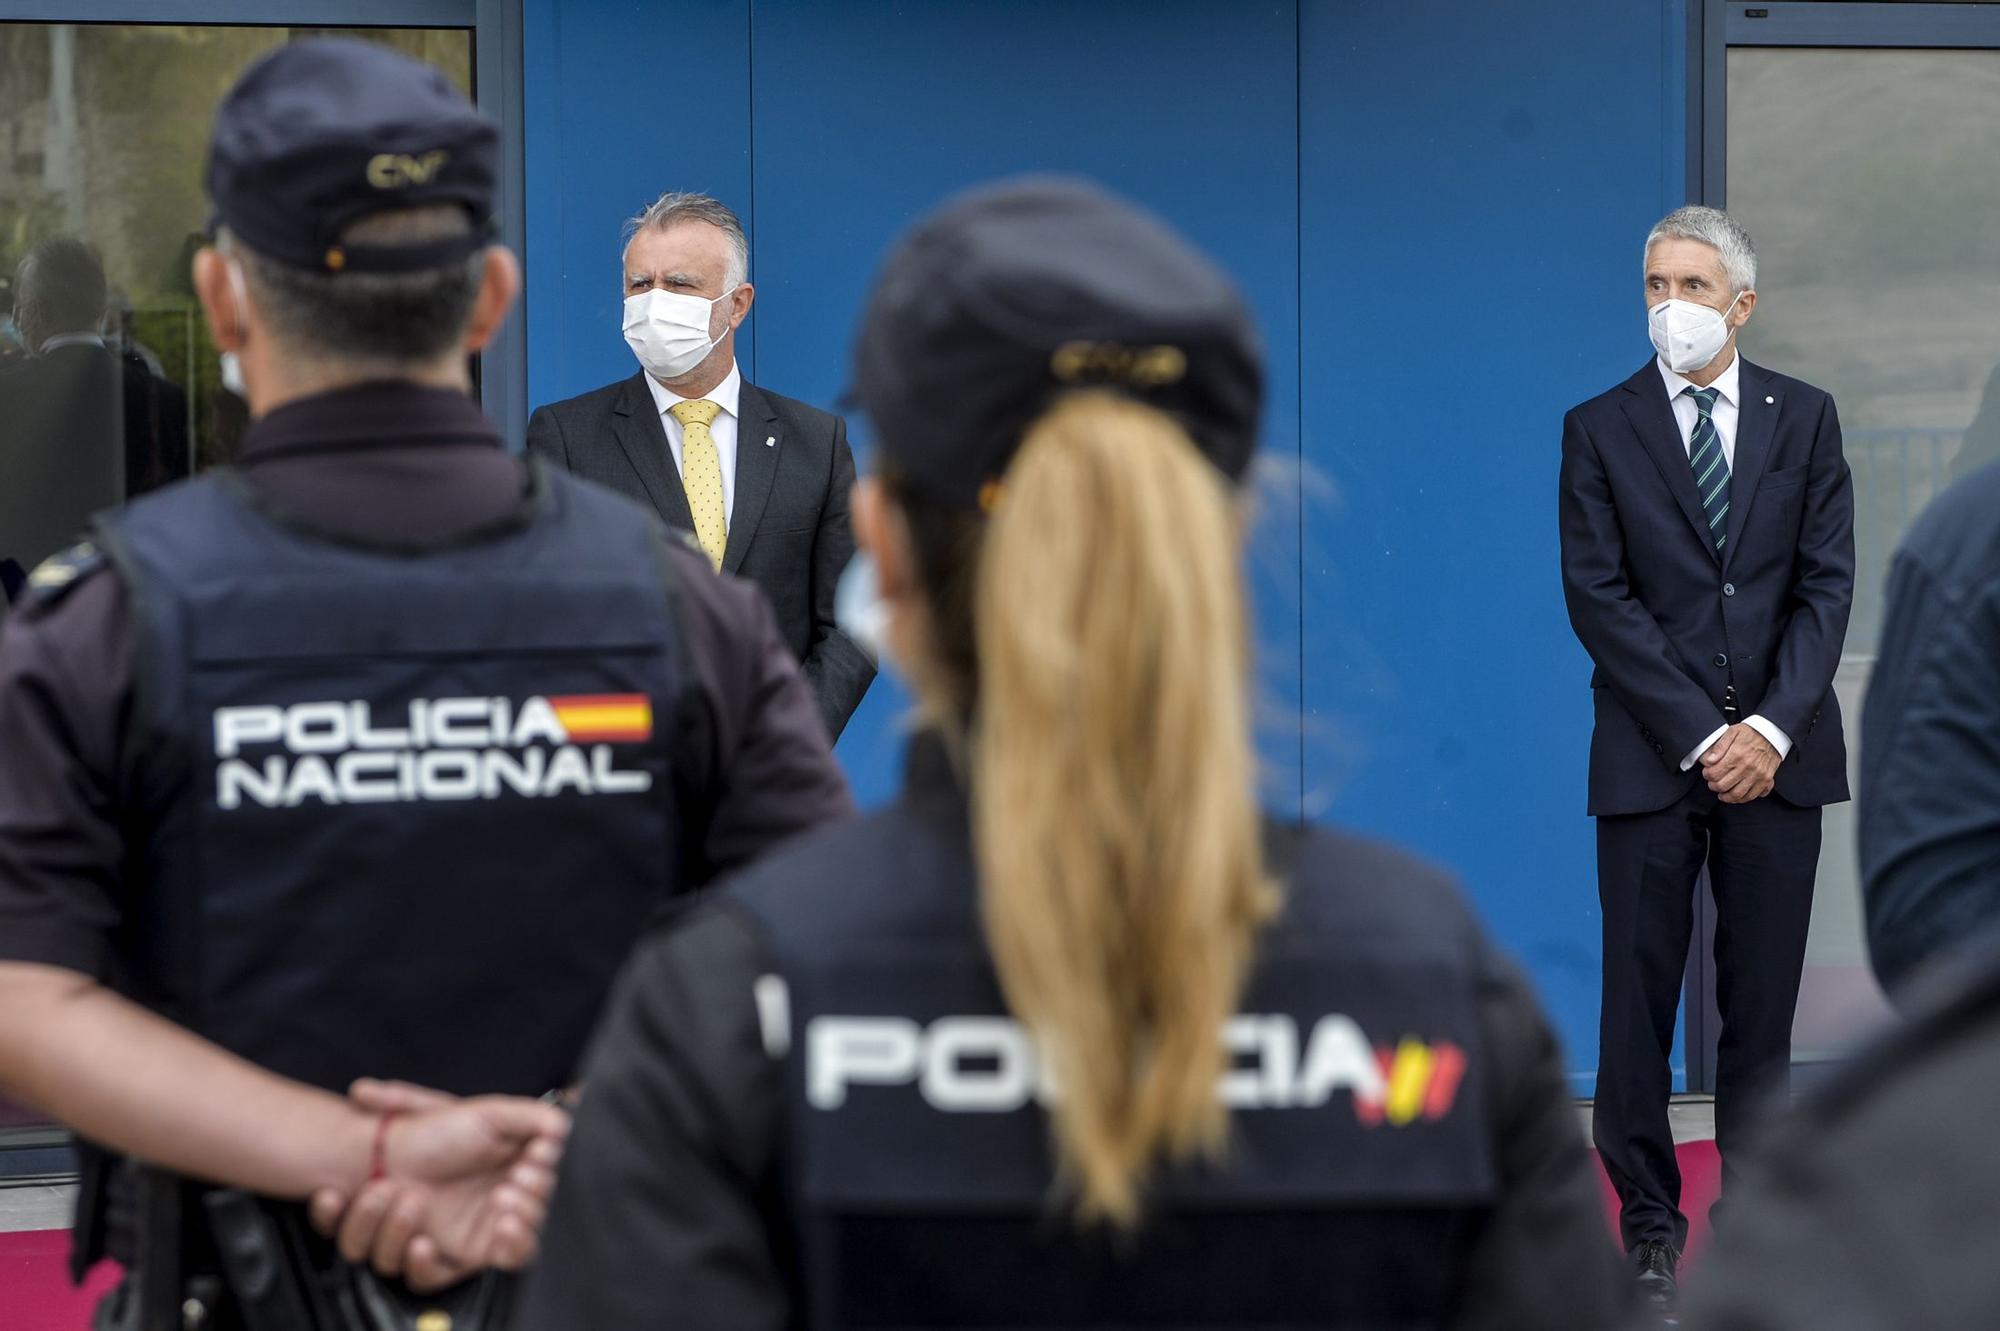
[853,176,1263,507]
[206,38,497,275]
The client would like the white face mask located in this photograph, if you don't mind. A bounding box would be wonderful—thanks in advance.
[833,549,888,666]
[1648,291,1745,375]
[623,286,738,381]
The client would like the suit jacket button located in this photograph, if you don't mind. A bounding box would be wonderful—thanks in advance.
[1723,582,1736,596]
[1713,653,1729,668]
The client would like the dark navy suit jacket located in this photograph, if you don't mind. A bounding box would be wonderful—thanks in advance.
[1559,358,1855,817]
[528,372,874,741]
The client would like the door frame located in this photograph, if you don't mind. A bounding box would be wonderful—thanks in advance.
[1701,0,2000,203]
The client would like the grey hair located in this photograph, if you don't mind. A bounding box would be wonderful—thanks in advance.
[220,206,483,365]
[14,236,109,347]
[1644,205,1757,293]
[622,192,749,288]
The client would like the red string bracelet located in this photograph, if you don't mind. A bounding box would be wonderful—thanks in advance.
[369,1110,402,1183]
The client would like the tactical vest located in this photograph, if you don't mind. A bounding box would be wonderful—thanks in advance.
[730,762,1499,1329]
[96,463,685,1097]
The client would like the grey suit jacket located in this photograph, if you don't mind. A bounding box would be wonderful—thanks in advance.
[527,371,874,739]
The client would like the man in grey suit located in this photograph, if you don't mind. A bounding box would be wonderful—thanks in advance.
[528,193,873,739]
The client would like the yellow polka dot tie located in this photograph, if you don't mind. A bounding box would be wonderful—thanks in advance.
[669,398,727,570]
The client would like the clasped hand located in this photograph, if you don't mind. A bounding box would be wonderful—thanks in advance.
[1701,723,1779,804]
[308,1079,569,1293]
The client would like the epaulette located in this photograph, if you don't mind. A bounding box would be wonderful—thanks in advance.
[21,539,108,609]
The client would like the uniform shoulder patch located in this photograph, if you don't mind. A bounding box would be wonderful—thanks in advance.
[21,539,108,608]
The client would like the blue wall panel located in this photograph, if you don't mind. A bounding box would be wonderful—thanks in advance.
[1298,0,1687,1084]
[522,0,754,411]
[746,0,1302,812]
[522,0,1691,1081]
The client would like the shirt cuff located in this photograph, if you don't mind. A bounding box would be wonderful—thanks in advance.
[1744,713,1793,760]
[1681,724,1730,772]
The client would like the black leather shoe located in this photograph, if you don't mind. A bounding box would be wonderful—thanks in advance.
[1630,1238,1679,1312]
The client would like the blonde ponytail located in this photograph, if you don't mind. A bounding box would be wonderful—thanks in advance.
[967,391,1276,1227]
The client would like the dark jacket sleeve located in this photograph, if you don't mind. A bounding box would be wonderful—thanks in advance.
[1674,947,2000,1331]
[1559,407,1728,761]
[1755,392,1855,744]
[1671,1178,1904,1331]
[516,906,789,1331]
[798,413,874,741]
[1859,542,2000,990]
[0,571,136,977]
[524,403,569,467]
[1449,944,1628,1331]
[668,546,855,884]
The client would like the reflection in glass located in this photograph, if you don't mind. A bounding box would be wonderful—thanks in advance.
[0,23,471,495]
[1727,46,2000,1062]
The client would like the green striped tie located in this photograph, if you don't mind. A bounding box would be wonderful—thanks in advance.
[1685,386,1729,551]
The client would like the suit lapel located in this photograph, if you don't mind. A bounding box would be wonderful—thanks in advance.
[723,382,782,574]
[1722,359,1779,570]
[1618,362,1720,567]
[610,372,695,531]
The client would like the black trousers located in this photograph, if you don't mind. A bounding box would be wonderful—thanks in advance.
[1592,782,1821,1251]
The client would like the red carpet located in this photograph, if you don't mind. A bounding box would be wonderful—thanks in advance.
[0,1144,1720,1325]
[1595,1139,1722,1270]
[0,1232,119,1331]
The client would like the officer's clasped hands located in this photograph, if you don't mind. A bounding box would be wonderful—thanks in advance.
[305,1080,568,1293]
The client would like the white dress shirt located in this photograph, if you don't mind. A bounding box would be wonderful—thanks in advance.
[644,360,742,523]
[1654,352,1793,771]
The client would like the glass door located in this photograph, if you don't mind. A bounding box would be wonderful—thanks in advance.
[1710,1,2000,1067]
[0,10,489,1179]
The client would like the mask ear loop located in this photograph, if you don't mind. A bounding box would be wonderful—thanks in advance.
[223,258,252,348]
[699,283,743,360]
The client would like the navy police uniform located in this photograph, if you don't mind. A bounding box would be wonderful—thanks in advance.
[0,38,849,1313]
[1676,939,2000,1330]
[523,738,1624,1329]
[1859,460,2000,992]
[519,180,1623,1329]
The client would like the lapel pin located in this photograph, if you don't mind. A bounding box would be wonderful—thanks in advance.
[1765,396,1775,404]
[765,435,776,448]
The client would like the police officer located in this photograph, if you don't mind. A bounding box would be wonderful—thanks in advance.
[517,178,1625,1329]
[0,39,849,1328]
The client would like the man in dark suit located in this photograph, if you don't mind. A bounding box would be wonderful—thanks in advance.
[1559,206,1854,1312]
[0,237,191,579]
[528,193,873,739]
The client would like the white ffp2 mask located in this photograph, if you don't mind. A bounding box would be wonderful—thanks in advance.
[623,286,738,381]
[1648,292,1745,375]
